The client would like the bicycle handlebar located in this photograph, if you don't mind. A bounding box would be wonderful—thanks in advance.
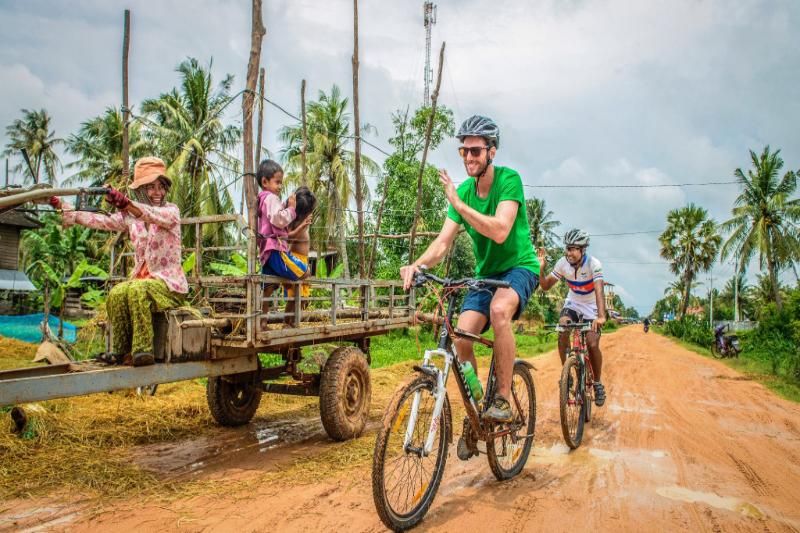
[413,266,511,290]
[545,322,594,332]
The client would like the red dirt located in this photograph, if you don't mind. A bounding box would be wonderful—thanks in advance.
[3,326,800,532]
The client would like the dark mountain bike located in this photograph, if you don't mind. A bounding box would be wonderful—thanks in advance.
[550,322,595,449]
[372,269,536,531]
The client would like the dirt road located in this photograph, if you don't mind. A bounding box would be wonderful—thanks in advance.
[4,326,800,532]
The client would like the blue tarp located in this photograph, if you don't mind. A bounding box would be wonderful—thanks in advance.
[0,313,76,343]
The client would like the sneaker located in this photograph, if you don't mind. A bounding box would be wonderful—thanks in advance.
[593,381,606,406]
[483,395,513,423]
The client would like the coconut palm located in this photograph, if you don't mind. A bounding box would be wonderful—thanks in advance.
[659,204,722,318]
[526,198,560,249]
[279,85,379,278]
[3,108,63,185]
[141,57,240,247]
[64,107,151,189]
[720,146,800,310]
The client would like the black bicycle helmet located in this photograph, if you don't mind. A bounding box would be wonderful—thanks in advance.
[457,115,500,149]
[563,228,590,247]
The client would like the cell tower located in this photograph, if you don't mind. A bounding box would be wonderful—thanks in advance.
[423,1,437,106]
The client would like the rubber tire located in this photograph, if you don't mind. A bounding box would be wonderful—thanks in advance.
[372,373,451,532]
[487,361,536,481]
[206,374,262,427]
[711,342,723,359]
[320,346,372,441]
[559,355,586,449]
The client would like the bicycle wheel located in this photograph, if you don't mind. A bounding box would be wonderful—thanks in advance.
[559,354,585,449]
[711,342,722,358]
[372,373,452,531]
[487,361,536,480]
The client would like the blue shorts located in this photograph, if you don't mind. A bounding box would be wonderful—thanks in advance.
[461,267,539,332]
[261,250,308,281]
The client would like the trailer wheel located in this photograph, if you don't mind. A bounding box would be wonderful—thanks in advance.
[207,375,262,427]
[320,346,371,441]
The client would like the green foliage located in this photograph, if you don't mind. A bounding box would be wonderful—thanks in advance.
[208,253,248,276]
[720,146,800,310]
[3,108,63,185]
[659,203,722,317]
[141,57,240,248]
[663,316,713,347]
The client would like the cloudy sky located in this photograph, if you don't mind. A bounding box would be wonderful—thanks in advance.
[2,0,799,314]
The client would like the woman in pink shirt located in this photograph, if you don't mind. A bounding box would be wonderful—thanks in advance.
[50,157,188,366]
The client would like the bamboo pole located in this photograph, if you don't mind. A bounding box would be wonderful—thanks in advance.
[352,0,365,278]
[242,0,265,342]
[121,10,131,184]
[255,67,266,170]
[408,42,445,262]
[301,79,308,187]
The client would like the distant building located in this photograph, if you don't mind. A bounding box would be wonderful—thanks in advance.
[0,209,41,313]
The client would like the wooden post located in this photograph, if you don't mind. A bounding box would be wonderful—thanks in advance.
[368,173,390,278]
[300,79,308,187]
[121,9,131,184]
[409,42,445,262]
[243,0,266,342]
[255,67,266,170]
[4,158,8,188]
[352,0,365,278]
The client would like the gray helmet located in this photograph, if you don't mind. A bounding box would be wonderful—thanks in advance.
[457,115,500,149]
[563,228,590,247]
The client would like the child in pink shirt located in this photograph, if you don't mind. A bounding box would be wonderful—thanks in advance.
[256,160,309,326]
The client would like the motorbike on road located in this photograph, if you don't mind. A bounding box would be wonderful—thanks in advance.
[712,324,741,358]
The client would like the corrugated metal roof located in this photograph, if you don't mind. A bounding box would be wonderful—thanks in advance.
[0,269,37,291]
[0,209,41,229]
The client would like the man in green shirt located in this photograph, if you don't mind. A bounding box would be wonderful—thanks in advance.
[401,115,539,423]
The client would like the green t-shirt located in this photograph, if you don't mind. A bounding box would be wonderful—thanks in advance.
[446,166,539,277]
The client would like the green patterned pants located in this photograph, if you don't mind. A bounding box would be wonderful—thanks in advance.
[107,279,183,355]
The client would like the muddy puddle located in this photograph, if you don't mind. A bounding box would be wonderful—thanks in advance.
[131,415,327,479]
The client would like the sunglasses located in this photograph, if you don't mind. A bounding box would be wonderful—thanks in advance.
[458,146,490,158]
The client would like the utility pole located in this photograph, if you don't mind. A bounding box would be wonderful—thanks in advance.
[121,9,131,184]
[733,260,739,322]
[709,271,714,328]
[423,2,437,106]
[352,0,365,278]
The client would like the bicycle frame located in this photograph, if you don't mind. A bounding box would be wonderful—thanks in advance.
[557,323,595,405]
[404,285,521,456]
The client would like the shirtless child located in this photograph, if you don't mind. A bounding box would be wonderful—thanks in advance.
[284,186,316,323]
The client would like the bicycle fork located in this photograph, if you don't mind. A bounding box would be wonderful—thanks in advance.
[404,349,453,457]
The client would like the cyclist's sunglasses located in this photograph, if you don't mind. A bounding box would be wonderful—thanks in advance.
[458,146,490,158]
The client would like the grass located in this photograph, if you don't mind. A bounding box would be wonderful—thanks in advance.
[655,328,800,403]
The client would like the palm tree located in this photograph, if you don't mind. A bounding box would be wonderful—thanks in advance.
[3,108,63,185]
[279,85,378,278]
[659,204,722,318]
[526,198,560,249]
[720,146,800,311]
[64,107,151,189]
[141,58,240,247]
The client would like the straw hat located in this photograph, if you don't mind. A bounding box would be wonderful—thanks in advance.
[130,157,172,189]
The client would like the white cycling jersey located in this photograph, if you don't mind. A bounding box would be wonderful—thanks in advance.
[552,255,604,319]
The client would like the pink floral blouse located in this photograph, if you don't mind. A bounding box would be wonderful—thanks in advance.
[62,201,188,294]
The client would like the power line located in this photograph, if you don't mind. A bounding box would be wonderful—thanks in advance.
[522,181,738,189]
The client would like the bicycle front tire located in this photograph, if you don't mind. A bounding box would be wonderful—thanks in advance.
[372,372,452,531]
[559,354,586,449]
